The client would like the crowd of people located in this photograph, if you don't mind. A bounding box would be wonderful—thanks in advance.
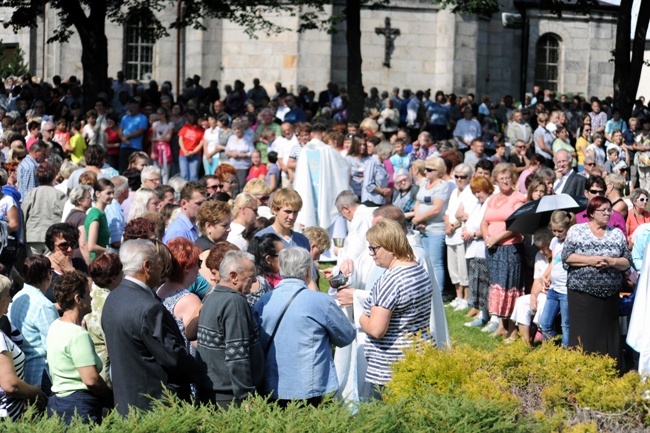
[0,71,648,423]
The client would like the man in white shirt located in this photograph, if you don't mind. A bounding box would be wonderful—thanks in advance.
[453,106,482,151]
[273,122,299,187]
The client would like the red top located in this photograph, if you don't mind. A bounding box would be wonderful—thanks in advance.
[178,124,204,156]
[246,164,268,182]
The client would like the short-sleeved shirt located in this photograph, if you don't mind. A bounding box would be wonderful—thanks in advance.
[562,223,632,298]
[415,179,450,235]
[84,207,110,261]
[549,237,568,294]
[69,133,87,165]
[265,164,279,189]
[178,124,205,156]
[483,191,526,245]
[120,113,148,150]
[47,320,102,397]
[363,264,432,385]
[0,331,26,421]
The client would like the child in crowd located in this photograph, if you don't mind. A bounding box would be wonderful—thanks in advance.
[302,226,331,289]
[53,118,70,150]
[604,147,625,174]
[490,141,507,164]
[389,138,410,172]
[246,149,267,182]
[68,120,87,165]
[82,110,98,145]
[265,151,280,192]
[506,229,552,345]
[539,210,575,347]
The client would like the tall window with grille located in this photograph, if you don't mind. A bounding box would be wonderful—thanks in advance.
[124,24,154,81]
[535,34,560,91]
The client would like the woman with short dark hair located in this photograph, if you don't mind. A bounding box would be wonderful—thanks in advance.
[46,270,111,424]
[563,196,632,365]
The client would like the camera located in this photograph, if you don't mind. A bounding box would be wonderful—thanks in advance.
[329,273,349,289]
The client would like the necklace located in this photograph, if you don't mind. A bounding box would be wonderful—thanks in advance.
[633,210,650,226]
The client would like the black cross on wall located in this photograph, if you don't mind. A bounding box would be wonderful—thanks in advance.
[375,17,401,68]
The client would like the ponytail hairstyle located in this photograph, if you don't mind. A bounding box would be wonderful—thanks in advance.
[549,210,576,230]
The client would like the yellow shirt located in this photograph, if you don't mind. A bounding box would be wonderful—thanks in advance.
[69,133,87,164]
[576,136,590,167]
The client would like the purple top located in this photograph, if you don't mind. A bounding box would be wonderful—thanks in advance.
[575,209,627,237]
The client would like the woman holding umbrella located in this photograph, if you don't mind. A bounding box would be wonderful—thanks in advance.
[480,163,526,337]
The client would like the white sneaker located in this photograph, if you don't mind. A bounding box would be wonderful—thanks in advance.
[481,321,498,333]
[454,299,469,311]
[446,298,459,308]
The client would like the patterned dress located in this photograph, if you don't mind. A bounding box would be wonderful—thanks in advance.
[483,191,526,317]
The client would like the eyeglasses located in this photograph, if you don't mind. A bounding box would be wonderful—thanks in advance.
[588,189,605,195]
[368,245,383,256]
[225,179,237,185]
[395,179,409,185]
[44,129,55,133]
[515,145,525,148]
[147,178,161,184]
[583,129,592,132]
[637,198,649,202]
[594,208,613,215]
[425,167,437,173]
[454,175,469,180]
[258,195,270,202]
[55,241,77,251]
[585,163,596,167]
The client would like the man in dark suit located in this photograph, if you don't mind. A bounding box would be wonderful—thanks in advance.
[553,149,586,196]
[102,239,197,416]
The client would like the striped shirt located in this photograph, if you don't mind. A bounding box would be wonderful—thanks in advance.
[0,331,26,421]
[363,264,432,385]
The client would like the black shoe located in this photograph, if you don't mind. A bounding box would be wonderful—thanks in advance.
[442,293,455,303]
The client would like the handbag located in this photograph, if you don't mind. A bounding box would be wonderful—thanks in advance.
[263,287,306,355]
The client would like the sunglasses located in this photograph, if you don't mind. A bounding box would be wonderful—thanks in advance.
[259,195,270,202]
[585,163,596,167]
[588,189,605,195]
[637,198,648,203]
[425,167,437,173]
[454,175,469,180]
[55,241,77,251]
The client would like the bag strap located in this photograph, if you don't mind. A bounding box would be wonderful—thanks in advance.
[264,287,307,355]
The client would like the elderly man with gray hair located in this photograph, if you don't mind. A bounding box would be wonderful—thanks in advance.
[196,250,264,408]
[253,247,355,407]
[102,239,198,416]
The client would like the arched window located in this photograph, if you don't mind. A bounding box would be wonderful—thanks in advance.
[123,24,154,81]
[535,34,560,91]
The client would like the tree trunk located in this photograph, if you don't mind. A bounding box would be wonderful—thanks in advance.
[68,0,109,111]
[614,0,650,120]
[346,0,364,123]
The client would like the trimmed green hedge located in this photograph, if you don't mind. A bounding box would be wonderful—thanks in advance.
[3,341,648,431]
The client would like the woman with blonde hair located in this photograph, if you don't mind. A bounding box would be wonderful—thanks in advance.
[243,178,272,217]
[410,159,427,186]
[480,163,526,337]
[412,156,450,291]
[227,193,259,250]
[127,188,160,222]
[360,219,432,389]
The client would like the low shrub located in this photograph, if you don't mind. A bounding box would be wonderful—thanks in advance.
[388,339,650,431]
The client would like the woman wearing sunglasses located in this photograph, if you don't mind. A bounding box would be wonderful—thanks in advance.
[626,188,650,247]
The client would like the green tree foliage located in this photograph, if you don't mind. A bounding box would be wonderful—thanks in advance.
[0,42,28,78]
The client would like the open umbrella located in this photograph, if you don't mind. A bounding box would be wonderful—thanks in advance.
[505,193,588,234]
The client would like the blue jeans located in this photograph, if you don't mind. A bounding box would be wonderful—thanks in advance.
[539,289,570,346]
[421,232,445,294]
[179,155,201,181]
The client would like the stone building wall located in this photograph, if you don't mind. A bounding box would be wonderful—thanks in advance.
[0,3,645,102]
